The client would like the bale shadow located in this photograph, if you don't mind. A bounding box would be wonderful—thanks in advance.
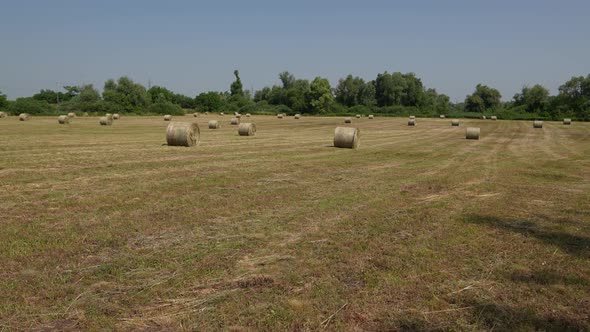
[464,214,590,257]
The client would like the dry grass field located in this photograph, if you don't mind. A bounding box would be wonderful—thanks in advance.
[1,115,589,331]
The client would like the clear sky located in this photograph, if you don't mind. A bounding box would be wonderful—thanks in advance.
[1,0,588,102]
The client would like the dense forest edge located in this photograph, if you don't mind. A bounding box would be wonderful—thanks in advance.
[1,70,589,121]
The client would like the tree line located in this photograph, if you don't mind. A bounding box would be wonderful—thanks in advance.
[0,71,588,120]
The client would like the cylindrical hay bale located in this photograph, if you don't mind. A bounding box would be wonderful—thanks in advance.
[482,115,487,120]
[220,112,224,116]
[58,115,70,124]
[344,117,352,123]
[440,114,445,118]
[113,114,120,120]
[164,115,172,121]
[68,112,76,118]
[368,115,374,119]
[356,114,361,118]
[409,115,416,120]
[466,127,480,140]
[230,117,240,125]
[277,114,283,119]
[238,123,256,136]
[19,113,30,121]
[491,116,497,120]
[451,119,460,126]
[563,118,571,125]
[533,120,543,128]
[193,112,198,117]
[0,112,7,118]
[408,119,416,126]
[334,127,360,149]
[208,120,220,129]
[246,113,251,117]
[294,114,301,119]
[236,114,241,119]
[166,122,200,147]
[83,112,89,117]
[99,116,112,125]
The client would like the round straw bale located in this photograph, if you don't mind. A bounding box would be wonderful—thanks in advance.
[482,115,487,120]
[356,114,361,118]
[68,112,76,118]
[246,113,251,117]
[220,112,224,116]
[166,122,200,147]
[193,112,198,117]
[334,126,360,149]
[164,115,172,121]
[563,118,571,125]
[236,114,241,118]
[491,116,497,120]
[533,120,543,128]
[466,127,480,140]
[58,115,70,124]
[83,112,89,117]
[0,112,7,118]
[277,114,283,119]
[99,116,112,125]
[238,123,256,136]
[409,115,416,119]
[451,119,459,126]
[113,114,120,120]
[440,114,445,118]
[208,120,220,129]
[344,117,352,123]
[19,113,30,121]
[408,119,416,126]
[230,117,240,125]
[368,115,374,119]
[294,114,301,119]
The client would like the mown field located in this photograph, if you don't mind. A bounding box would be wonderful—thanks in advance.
[1,115,589,331]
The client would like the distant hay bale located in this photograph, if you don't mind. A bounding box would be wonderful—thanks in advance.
[246,113,251,117]
[344,117,352,123]
[356,114,361,118]
[220,112,224,116]
[334,126,360,149]
[409,115,415,119]
[230,117,240,125]
[0,112,7,118]
[440,114,445,118]
[482,115,487,120]
[106,114,113,122]
[67,112,76,118]
[563,118,572,125]
[408,119,416,126]
[99,116,112,125]
[193,112,198,117]
[83,112,89,117]
[466,127,480,140]
[238,123,256,136]
[164,115,172,121]
[294,114,301,119]
[451,119,460,126]
[166,122,200,147]
[491,116,497,120]
[533,120,543,128]
[236,114,241,118]
[277,114,283,119]
[208,120,220,129]
[368,115,374,119]
[113,114,120,120]
[58,115,70,124]
[19,113,30,121]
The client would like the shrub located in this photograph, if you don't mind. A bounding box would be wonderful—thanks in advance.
[148,101,184,115]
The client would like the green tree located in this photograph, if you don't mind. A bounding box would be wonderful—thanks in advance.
[279,71,295,89]
[8,97,52,115]
[513,84,549,112]
[0,91,7,110]
[230,70,244,96]
[195,91,224,112]
[147,86,174,103]
[464,84,502,112]
[465,94,485,113]
[335,75,365,107]
[375,72,408,106]
[102,77,150,113]
[307,77,333,113]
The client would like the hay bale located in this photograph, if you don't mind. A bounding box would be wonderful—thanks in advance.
[344,117,352,123]
[533,120,543,128]
[164,115,172,121]
[408,119,416,126]
[246,113,251,117]
[83,112,89,117]
[193,112,198,117]
[58,115,70,124]
[0,112,7,118]
[368,115,374,119]
[166,122,200,147]
[113,114,120,120]
[19,113,30,121]
[334,126,360,149]
[294,114,301,119]
[99,116,112,125]
[208,120,220,129]
[491,116,497,120]
[440,114,445,118]
[466,127,480,140]
[277,114,283,119]
[238,123,256,136]
[563,118,572,125]
[482,115,487,120]
[230,117,240,125]
[67,112,76,118]
[356,114,361,118]
[220,112,224,116]
[236,114,242,119]
[451,119,460,126]
[409,115,416,119]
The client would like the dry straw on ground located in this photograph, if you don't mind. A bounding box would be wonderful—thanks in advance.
[99,116,112,126]
[166,122,200,147]
[451,119,460,126]
[563,118,572,125]
[408,119,416,126]
[344,117,352,123]
[58,115,70,124]
[164,115,172,121]
[533,120,543,128]
[238,123,256,136]
[208,120,220,129]
[67,112,76,118]
[113,114,120,120]
[19,113,30,121]
[466,127,480,139]
[334,126,360,149]
[230,117,240,125]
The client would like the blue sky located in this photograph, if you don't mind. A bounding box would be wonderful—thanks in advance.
[1,0,588,102]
